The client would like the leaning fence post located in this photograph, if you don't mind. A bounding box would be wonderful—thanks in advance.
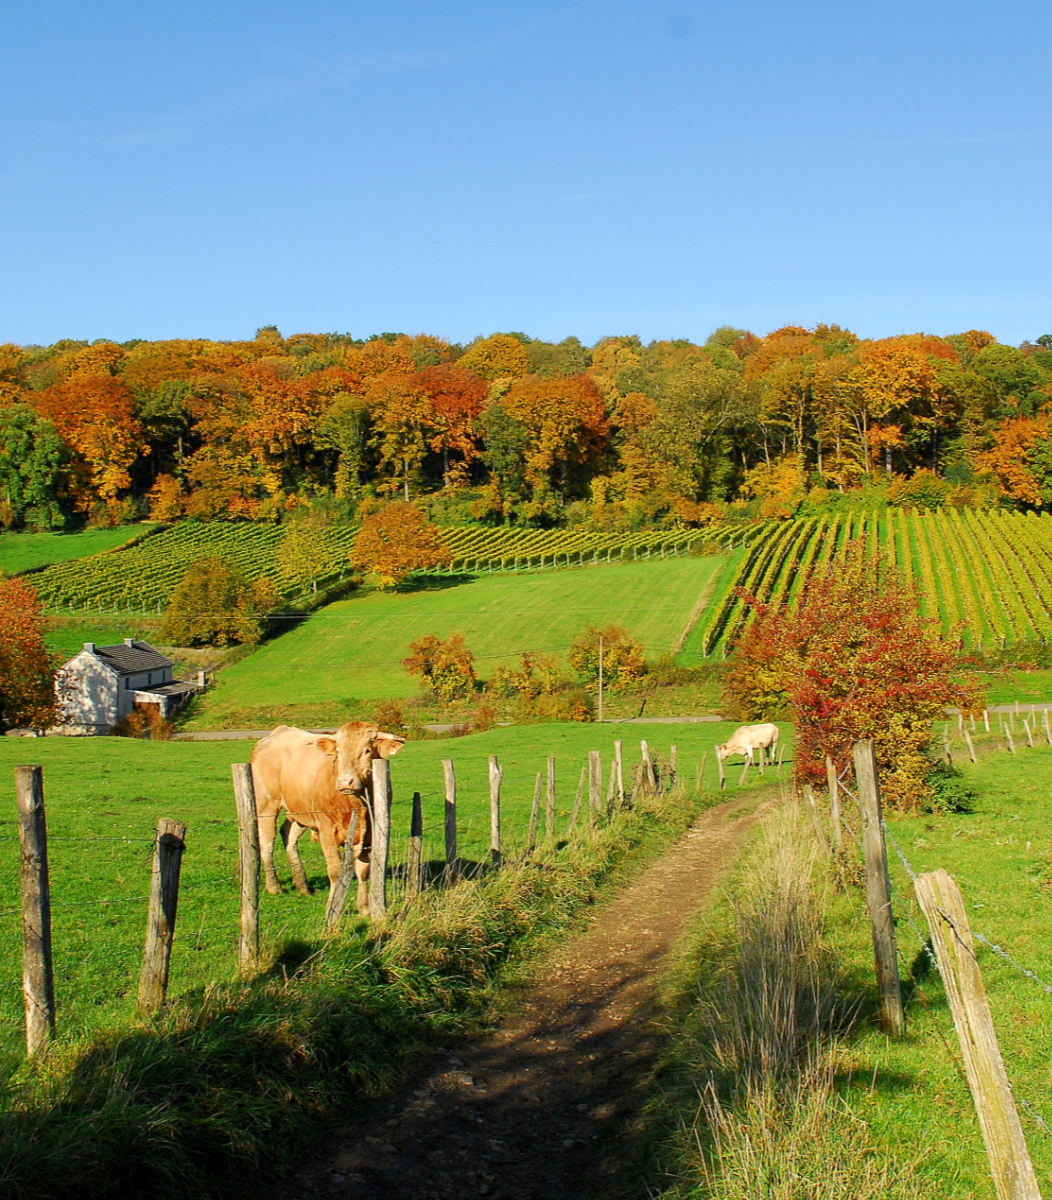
[964,729,977,763]
[852,740,904,1037]
[825,755,843,858]
[527,772,541,854]
[914,869,1041,1200]
[138,817,187,1012]
[589,751,602,825]
[369,759,391,920]
[546,757,556,840]
[568,766,586,836]
[230,763,260,970]
[16,765,55,1056]
[324,810,359,928]
[442,759,459,882]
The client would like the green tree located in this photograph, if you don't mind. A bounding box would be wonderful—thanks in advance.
[0,404,69,529]
[276,524,338,594]
[160,557,275,646]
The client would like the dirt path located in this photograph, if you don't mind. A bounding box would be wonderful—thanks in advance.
[279,792,778,1200]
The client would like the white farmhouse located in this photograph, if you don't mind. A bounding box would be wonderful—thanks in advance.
[56,639,202,735]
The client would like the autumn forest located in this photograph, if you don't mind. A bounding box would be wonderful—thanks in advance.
[2,324,1051,533]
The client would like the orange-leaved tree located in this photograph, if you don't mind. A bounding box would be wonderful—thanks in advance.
[351,502,451,589]
[724,544,977,811]
[0,578,57,729]
[402,634,477,702]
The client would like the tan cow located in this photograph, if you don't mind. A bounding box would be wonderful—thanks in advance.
[716,722,780,767]
[250,721,405,913]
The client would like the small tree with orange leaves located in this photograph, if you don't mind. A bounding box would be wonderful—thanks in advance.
[0,579,57,730]
[351,502,451,589]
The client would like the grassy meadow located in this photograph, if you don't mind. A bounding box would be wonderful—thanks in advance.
[183,554,728,729]
[0,526,149,575]
[0,718,786,1063]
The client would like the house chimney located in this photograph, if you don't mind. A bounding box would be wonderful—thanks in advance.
[84,642,96,654]
[197,670,207,688]
[124,638,135,647]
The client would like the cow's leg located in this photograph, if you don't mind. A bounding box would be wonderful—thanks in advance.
[258,805,283,895]
[284,820,312,895]
[354,840,371,916]
[314,816,344,890]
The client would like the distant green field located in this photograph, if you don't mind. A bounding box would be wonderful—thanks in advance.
[0,526,149,575]
[186,555,729,729]
[0,718,783,1056]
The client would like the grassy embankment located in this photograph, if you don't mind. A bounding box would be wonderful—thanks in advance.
[0,722,772,1200]
[651,730,1052,1199]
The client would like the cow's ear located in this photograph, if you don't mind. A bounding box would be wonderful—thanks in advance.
[316,736,337,756]
[375,734,405,759]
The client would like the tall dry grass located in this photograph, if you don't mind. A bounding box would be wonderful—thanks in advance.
[663,805,930,1199]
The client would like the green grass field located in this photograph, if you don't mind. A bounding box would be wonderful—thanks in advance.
[0,526,149,575]
[0,718,786,1061]
[184,555,729,728]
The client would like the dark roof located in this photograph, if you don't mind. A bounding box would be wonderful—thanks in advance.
[135,681,198,698]
[94,640,173,675]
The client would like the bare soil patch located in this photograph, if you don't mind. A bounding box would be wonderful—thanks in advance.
[278,791,780,1200]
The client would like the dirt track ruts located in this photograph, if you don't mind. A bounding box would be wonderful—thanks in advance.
[276,791,779,1200]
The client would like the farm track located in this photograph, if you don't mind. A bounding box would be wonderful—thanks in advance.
[276,789,781,1200]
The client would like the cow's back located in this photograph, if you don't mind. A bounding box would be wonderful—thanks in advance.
[251,725,337,822]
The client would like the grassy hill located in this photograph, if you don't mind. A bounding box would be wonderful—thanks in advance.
[184,555,730,729]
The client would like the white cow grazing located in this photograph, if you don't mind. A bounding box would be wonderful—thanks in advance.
[716,722,780,766]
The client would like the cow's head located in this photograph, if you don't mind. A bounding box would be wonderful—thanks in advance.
[317,721,405,795]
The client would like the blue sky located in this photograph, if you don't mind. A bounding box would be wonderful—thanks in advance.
[3,0,1049,349]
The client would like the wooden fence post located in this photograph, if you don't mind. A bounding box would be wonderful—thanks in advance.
[324,810,359,928]
[697,750,708,791]
[15,765,55,1056]
[716,747,725,790]
[669,745,678,788]
[407,791,423,901]
[1022,719,1033,748]
[852,739,904,1037]
[964,729,977,763]
[230,763,260,970]
[369,760,391,920]
[738,757,750,786]
[589,751,602,825]
[443,759,459,882]
[1005,727,1016,755]
[640,741,657,793]
[568,766,586,835]
[802,785,826,847]
[825,755,842,858]
[546,757,556,840]
[489,756,503,867]
[527,773,541,855]
[914,869,1041,1200]
[1043,710,1052,746]
[614,740,625,808]
[138,817,187,1012]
